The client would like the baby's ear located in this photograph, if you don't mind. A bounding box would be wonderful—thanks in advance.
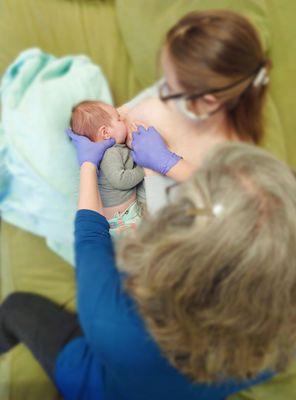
[98,125,111,140]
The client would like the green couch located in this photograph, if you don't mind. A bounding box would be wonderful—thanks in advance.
[0,1,295,399]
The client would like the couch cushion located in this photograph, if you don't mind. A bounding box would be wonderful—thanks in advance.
[0,0,141,105]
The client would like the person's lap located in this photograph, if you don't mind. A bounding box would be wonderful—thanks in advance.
[0,220,76,400]
[0,292,82,377]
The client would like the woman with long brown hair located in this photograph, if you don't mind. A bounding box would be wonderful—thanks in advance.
[124,9,271,186]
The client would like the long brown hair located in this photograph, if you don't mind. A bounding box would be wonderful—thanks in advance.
[165,10,270,143]
[118,143,296,383]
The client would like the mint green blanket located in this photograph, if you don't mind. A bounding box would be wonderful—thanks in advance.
[0,48,113,264]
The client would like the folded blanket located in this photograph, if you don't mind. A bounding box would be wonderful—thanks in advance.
[0,48,113,265]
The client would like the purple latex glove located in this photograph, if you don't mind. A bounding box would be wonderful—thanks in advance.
[66,128,115,167]
[131,125,182,175]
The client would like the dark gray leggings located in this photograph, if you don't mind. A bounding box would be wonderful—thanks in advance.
[0,292,83,379]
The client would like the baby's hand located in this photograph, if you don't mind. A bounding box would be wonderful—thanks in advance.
[126,119,148,149]
[117,105,129,118]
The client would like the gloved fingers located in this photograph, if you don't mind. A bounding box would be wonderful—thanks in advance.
[131,124,147,137]
[131,133,135,150]
[131,127,140,137]
[146,126,162,138]
[65,127,75,140]
[131,131,142,150]
[101,138,115,149]
[131,150,138,163]
[133,120,149,130]
[125,121,138,137]
[147,126,156,133]
[66,128,90,144]
[137,125,148,135]
[138,125,163,140]
[131,125,153,149]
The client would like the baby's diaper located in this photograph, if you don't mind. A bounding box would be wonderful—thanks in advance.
[108,200,142,238]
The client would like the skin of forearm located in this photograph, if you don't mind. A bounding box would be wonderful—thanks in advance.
[166,159,196,182]
[78,162,104,214]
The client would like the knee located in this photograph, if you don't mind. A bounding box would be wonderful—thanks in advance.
[1,292,34,312]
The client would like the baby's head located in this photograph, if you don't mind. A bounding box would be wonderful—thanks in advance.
[70,100,127,143]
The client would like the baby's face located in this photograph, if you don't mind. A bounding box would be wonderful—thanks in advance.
[100,104,127,144]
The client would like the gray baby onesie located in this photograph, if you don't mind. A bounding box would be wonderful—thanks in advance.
[98,144,144,207]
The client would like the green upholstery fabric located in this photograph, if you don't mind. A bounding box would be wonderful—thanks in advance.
[0,1,295,399]
[0,0,142,106]
[229,361,296,400]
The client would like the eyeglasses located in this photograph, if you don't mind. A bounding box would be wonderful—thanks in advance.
[158,63,264,103]
[165,182,214,217]
[159,79,222,121]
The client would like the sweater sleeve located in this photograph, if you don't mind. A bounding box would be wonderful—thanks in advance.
[74,209,122,338]
[100,147,144,190]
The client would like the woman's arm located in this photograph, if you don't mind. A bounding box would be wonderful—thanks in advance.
[166,159,196,182]
[144,159,195,182]
[76,168,122,341]
[78,162,104,214]
[131,125,196,181]
[75,209,122,341]
[66,127,115,213]
[66,130,128,342]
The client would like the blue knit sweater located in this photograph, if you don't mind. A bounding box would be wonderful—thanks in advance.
[54,209,271,400]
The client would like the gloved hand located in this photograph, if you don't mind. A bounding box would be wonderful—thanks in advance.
[131,125,182,175]
[66,128,115,167]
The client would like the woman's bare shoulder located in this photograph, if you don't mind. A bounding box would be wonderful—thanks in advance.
[125,96,176,131]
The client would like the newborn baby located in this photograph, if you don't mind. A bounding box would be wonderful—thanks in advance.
[70,100,144,235]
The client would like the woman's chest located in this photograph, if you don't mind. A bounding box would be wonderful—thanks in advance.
[127,97,226,167]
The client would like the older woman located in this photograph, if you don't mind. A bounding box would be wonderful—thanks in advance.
[1,136,296,399]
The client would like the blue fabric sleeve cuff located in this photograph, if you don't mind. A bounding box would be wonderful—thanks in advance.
[75,209,111,243]
[75,209,109,228]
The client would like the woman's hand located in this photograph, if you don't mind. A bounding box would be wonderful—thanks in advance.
[131,125,182,175]
[66,128,115,167]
